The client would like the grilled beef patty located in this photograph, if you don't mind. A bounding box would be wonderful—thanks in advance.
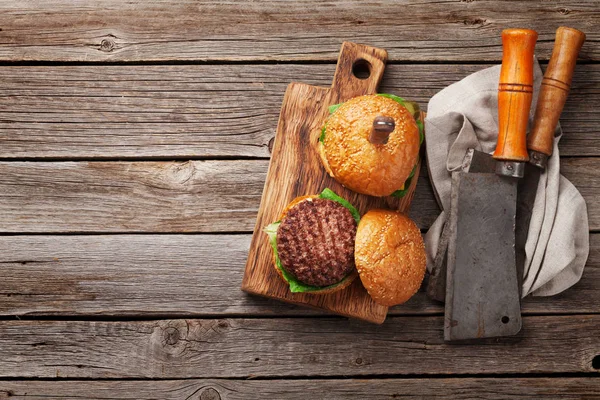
[276,198,357,287]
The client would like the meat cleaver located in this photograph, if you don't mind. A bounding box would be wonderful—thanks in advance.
[427,27,586,304]
[444,29,538,341]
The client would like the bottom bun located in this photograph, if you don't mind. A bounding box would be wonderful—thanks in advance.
[355,209,426,306]
[272,194,357,295]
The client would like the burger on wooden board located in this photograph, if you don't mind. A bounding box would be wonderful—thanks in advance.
[318,94,424,197]
[264,189,427,305]
[264,188,361,294]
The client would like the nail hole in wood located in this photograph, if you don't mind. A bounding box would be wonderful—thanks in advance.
[501,316,510,324]
[352,59,371,80]
[592,355,600,370]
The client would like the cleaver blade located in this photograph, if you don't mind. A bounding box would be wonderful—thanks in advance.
[426,149,497,303]
[445,171,522,340]
[444,28,538,341]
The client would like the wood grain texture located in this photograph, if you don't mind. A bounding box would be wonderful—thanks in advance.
[0,64,597,159]
[0,0,598,62]
[0,316,598,378]
[529,27,586,159]
[0,160,268,233]
[0,157,599,233]
[2,378,600,399]
[1,233,599,317]
[242,42,406,324]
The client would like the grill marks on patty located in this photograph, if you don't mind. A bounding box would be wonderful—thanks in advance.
[276,198,357,287]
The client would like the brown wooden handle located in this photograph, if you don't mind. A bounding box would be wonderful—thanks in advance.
[331,42,387,102]
[493,29,538,162]
[528,27,586,159]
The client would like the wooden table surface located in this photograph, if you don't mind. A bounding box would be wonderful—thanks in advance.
[0,1,599,398]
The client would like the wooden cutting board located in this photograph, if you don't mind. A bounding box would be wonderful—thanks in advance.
[241,42,422,324]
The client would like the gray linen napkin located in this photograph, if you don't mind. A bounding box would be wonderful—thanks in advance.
[424,62,589,297]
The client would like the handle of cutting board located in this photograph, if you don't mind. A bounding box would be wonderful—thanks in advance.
[493,29,538,162]
[331,42,388,101]
[527,27,586,167]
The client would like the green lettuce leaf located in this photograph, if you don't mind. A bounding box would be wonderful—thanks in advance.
[391,159,419,199]
[319,124,326,143]
[417,119,424,145]
[321,103,343,143]
[390,179,411,198]
[318,188,361,224]
[328,103,342,114]
[263,189,360,293]
[376,93,406,107]
[390,107,424,198]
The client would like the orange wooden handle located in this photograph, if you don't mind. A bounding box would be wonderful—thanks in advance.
[528,27,586,158]
[493,29,538,162]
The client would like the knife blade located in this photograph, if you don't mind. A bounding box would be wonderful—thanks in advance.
[426,149,496,303]
[444,28,538,341]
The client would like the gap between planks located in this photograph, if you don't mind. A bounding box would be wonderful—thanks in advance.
[1,377,600,399]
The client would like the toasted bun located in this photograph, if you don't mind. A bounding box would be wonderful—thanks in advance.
[354,209,426,306]
[271,195,358,295]
[319,95,420,197]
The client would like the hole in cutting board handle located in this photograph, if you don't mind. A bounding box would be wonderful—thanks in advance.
[352,59,371,79]
[592,355,600,370]
[501,316,510,324]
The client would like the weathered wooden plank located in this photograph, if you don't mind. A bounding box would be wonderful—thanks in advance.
[0,316,598,378]
[0,158,597,233]
[0,1,598,62]
[0,64,597,158]
[0,160,439,232]
[0,160,268,233]
[2,378,600,399]
[1,234,598,317]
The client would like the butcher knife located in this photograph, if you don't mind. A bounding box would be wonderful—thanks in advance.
[517,27,586,289]
[444,29,538,341]
[427,27,587,303]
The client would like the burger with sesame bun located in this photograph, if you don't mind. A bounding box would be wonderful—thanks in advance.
[354,209,426,306]
[264,188,360,294]
[318,94,424,197]
[265,189,426,304]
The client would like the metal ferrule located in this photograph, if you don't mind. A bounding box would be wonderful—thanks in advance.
[495,160,525,178]
[528,150,548,169]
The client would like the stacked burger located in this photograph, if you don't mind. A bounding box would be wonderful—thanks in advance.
[265,94,427,306]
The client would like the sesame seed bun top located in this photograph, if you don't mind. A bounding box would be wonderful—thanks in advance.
[354,209,426,306]
[319,95,420,197]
